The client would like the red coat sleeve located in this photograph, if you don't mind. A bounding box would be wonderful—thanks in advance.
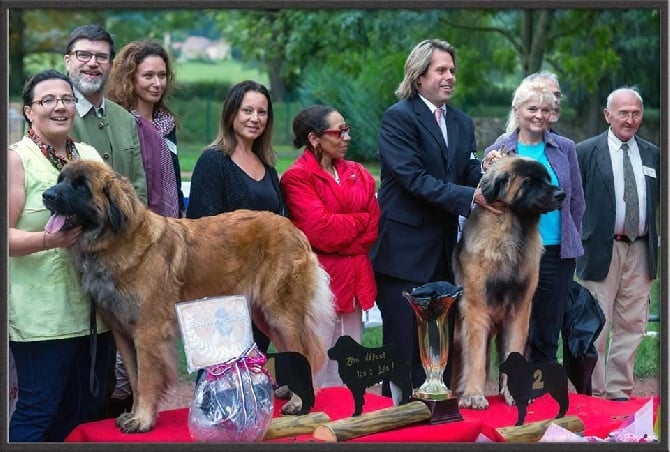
[280,166,371,254]
[336,163,379,255]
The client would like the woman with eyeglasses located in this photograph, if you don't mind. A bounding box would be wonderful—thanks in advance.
[280,105,380,388]
[482,80,585,367]
[8,69,113,441]
[186,80,284,354]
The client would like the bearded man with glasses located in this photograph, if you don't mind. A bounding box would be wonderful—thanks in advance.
[64,24,147,205]
[64,24,148,419]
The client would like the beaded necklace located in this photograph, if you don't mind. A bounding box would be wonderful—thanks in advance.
[27,129,80,170]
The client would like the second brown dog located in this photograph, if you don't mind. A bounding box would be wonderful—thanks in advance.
[451,155,565,410]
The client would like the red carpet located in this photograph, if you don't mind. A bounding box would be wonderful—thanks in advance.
[65,387,658,443]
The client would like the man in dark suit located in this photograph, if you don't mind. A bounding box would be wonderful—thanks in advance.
[576,87,659,401]
[370,39,500,396]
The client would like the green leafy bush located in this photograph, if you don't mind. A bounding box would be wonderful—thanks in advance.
[172,81,232,101]
[295,55,401,163]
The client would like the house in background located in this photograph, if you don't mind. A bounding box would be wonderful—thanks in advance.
[171,35,230,62]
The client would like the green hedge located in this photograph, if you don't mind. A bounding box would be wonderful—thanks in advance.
[172,81,233,101]
[170,80,303,151]
[171,97,299,149]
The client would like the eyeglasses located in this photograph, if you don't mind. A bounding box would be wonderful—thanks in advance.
[322,126,351,139]
[615,110,642,120]
[70,50,111,64]
[31,95,78,108]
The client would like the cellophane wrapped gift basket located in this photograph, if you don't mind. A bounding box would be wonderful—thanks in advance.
[176,295,274,442]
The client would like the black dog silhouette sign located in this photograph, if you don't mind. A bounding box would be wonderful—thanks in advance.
[499,352,569,426]
[328,335,412,416]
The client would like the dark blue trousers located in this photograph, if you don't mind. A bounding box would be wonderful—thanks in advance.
[9,331,113,442]
[528,245,576,365]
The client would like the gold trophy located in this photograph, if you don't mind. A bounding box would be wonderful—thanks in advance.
[403,282,463,423]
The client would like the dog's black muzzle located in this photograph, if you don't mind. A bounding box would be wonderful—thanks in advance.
[553,187,566,210]
[42,186,63,213]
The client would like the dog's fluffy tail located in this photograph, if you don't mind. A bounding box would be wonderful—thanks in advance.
[303,264,336,379]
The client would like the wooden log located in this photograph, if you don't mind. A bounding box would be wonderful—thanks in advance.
[496,415,584,442]
[313,401,432,442]
[263,412,331,440]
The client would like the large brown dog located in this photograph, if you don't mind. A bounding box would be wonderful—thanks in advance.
[451,155,565,410]
[42,160,335,433]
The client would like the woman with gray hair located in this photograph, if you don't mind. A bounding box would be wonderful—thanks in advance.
[482,80,585,366]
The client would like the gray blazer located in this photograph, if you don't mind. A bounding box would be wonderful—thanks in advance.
[575,131,660,280]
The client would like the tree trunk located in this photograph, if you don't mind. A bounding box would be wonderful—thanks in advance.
[497,415,584,442]
[521,9,554,75]
[9,10,25,97]
[527,10,553,73]
[264,412,331,440]
[267,56,287,102]
[585,91,604,137]
[520,10,532,73]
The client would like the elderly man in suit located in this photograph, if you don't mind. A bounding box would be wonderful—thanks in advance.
[576,87,660,401]
[370,39,500,396]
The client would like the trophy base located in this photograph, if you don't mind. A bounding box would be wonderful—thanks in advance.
[410,396,463,424]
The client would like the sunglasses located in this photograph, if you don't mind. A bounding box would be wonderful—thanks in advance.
[322,125,351,139]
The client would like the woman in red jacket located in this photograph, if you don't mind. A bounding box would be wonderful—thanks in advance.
[280,105,380,388]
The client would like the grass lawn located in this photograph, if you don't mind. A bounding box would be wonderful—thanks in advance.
[174,59,268,85]
[634,278,661,378]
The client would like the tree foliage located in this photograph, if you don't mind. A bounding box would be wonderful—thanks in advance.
[8,8,215,94]
[434,8,660,122]
[212,9,442,102]
[8,6,661,148]
[211,7,659,144]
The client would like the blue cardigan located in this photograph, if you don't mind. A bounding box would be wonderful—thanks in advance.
[483,129,585,259]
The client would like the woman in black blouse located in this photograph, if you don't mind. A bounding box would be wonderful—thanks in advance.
[186,80,284,352]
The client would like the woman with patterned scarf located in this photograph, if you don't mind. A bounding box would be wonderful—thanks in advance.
[9,69,113,441]
[107,40,184,218]
[105,41,185,414]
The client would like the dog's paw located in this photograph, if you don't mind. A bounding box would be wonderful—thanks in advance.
[115,412,155,433]
[458,392,489,409]
[115,411,133,427]
[274,385,292,400]
[280,392,303,415]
